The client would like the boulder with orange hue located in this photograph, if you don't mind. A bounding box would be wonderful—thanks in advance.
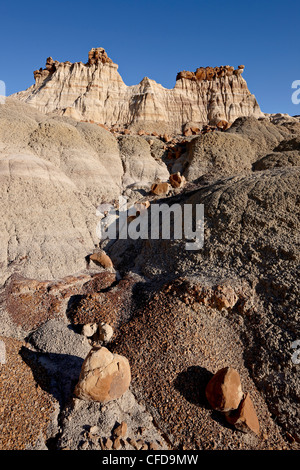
[205,67,215,81]
[88,47,113,65]
[205,367,244,412]
[176,70,196,81]
[225,65,234,76]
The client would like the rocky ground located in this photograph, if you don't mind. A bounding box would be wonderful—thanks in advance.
[0,99,299,450]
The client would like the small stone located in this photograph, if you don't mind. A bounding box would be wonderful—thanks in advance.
[90,250,114,269]
[169,172,186,189]
[135,439,144,450]
[205,367,244,412]
[286,432,295,443]
[89,425,100,435]
[225,393,260,435]
[162,133,171,142]
[128,438,143,450]
[99,438,105,450]
[113,421,127,438]
[149,442,159,450]
[74,346,131,402]
[82,323,98,337]
[151,182,170,196]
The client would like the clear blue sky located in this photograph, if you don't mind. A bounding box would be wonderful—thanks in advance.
[1,0,299,115]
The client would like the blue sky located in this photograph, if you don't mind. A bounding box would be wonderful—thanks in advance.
[1,0,299,115]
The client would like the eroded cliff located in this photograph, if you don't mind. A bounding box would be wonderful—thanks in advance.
[13,48,263,133]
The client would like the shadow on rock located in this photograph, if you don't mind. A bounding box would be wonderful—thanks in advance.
[20,346,83,408]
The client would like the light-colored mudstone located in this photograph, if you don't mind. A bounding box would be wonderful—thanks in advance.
[90,250,114,269]
[225,393,260,435]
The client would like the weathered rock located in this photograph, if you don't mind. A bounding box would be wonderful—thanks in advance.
[118,135,169,188]
[90,250,114,269]
[113,436,122,449]
[0,272,117,336]
[74,346,131,402]
[216,120,230,131]
[169,172,186,189]
[184,132,255,181]
[252,151,300,171]
[13,50,263,134]
[227,115,290,159]
[151,182,170,196]
[205,367,244,412]
[82,323,98,338]
[67,273,138,330]
[225,393,260,435]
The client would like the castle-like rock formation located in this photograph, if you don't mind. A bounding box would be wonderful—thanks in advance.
[13,48,263,133]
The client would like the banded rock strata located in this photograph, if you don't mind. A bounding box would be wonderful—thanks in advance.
[13,48,263,133]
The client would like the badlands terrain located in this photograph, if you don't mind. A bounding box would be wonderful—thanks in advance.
[0,48,299,451]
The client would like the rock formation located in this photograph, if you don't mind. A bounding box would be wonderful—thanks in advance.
[12,48,263,133]
[74,346,131,402]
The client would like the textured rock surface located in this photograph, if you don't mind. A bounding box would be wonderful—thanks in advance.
[110,279,289,450]
[90,250,114,269]
[252,151,300,171]
[0,152,97,284]
[151,181,170,196]
[227,115,290,158]
[12,48,263,133]
[0,271,117,336]
[74,346,131,402]
[118,135,169,188]
[56,390,168,451]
